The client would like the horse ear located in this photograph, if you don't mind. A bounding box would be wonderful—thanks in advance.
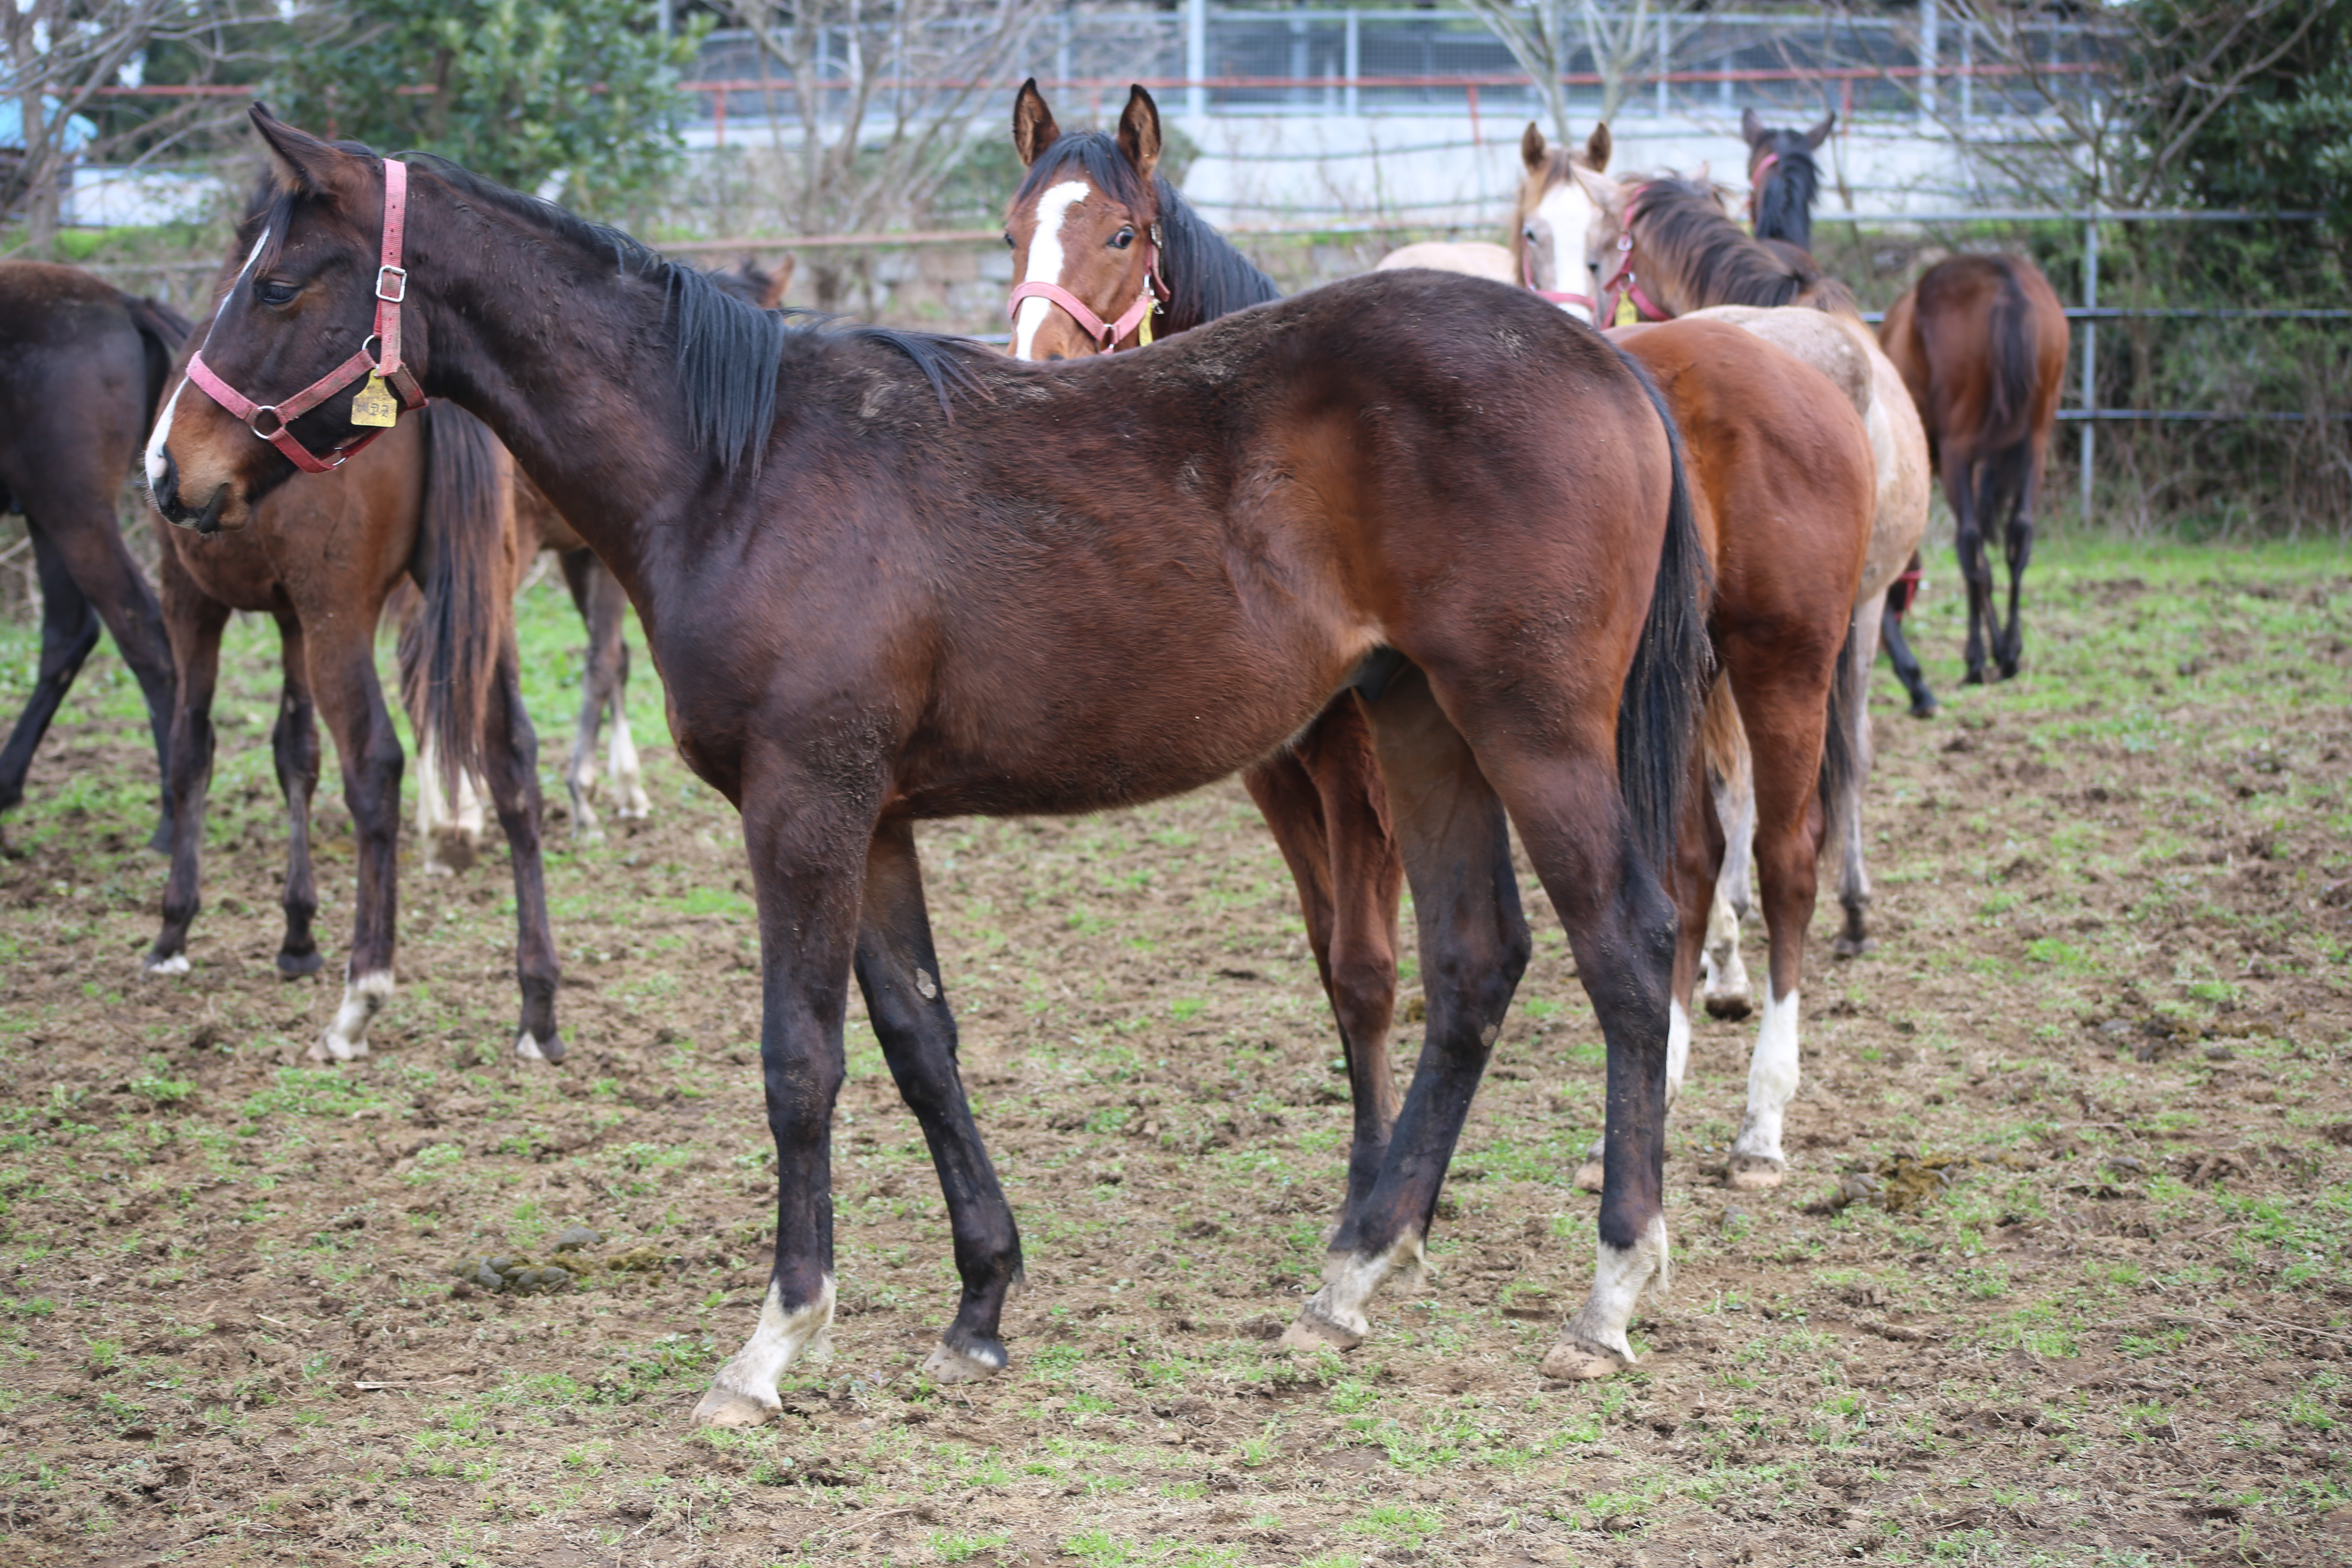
[1117,85,1163,184]
[1585,121,1612,172]
[1521,122,1548,174]
[1572,162,1621,216]
[1804,112,1836,150]
[1012,78,1060,167]
[1740,107,1766,147]
[755,254,795,310]
[248,101,352,197]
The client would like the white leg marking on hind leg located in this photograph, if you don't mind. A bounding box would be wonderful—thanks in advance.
[415,738,450,871]
[693,1276,835,1427]
[314,969,393,1062]
[1731,987,1801,1173]
[608,710,649,820]
[1550,1213,1671,1371]
[1666,998,1691,1111]
[515,1031,553,1062]
[452,768,485,840]
[143,953,191,978]
[1702,886,1751,1010]
[1282,1230,1424,1350]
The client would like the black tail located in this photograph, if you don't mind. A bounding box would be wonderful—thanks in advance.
[121,293,192,425]
[397,405,511,796]
[1817,613,1866,855]
[1612,353,1715,873]
[1984,259,2040,443]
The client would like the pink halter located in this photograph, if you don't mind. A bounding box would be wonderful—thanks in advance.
[1007,224,1167,352]
[185,158,428,474]
[1525,226,1671,330]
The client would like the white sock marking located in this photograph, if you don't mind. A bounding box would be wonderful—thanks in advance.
[1732,986,1802,1167]
[1296,1229,1425,1340]
[1559,1214,1670,1361]
[608,709,648,818]
[316,967,394,1062]
[1666,997,1690,1109]
[702,1276,835,1414]
[1012,181,1090,361]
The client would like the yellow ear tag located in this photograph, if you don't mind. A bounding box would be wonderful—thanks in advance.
[1137,307,1154,348]
[1614,292,1641,328]
[351,372,399,428]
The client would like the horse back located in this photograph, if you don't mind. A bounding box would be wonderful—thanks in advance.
[0,262,157,503]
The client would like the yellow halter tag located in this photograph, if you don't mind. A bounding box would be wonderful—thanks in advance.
[1137,305,1155,348]
[350,372,399,428]
[1613,291,1641,328]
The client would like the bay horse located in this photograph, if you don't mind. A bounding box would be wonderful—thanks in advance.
[1880,256,2069,682]
[0,263,188,851]
[1005,84,1409,1226]
[412,255,793,866]
[1514,125,1932,970]
[1004,97,1874,1210]
[150,105,1710,1415]
[141,185,562,1063]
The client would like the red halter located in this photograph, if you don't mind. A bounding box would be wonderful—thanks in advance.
[1523,188,1671,329]
[184,158,428,474]
[1007,224,1167,352]
[1748,151,1779,223]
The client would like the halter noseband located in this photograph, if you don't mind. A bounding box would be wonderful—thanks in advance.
[1007,222,1167,352]
[1523,185,1670,330]
[185,158,428,475]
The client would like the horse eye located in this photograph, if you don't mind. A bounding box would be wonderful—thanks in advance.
[1523,225,1538,244]
[1110,228,1134,250]
[255,279,298,307]
[1003,232,1015,249]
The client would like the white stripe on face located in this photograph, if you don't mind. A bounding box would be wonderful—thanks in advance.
[145,227,271,492]
[1531,183,1599,324]
[1013,181,1091,361]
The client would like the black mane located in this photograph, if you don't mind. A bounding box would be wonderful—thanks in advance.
[1012,130,1280,333]
[1751,137,1823,252]
[1630,176,1855,314]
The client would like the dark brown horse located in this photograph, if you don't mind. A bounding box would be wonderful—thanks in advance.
[1880,256,2069,682]
[141,186,561,1062]
[0,263,188,850]
[149,106,1709,1418]
[1004,85,1406,1223]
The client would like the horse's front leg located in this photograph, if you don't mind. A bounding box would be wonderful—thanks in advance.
[855,817,1023,1383]
[695,763,876,1429]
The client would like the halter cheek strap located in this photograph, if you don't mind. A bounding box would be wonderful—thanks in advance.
[184,158,428,474]
[1007,226,1167,352]
[1748,151,1780,222]
[1522,190,1670,328]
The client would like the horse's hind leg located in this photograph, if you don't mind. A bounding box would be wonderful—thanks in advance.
[1283,666,1527,1352]
[269,614,325,978]
[591,565,650,822]
[306,621,405,1063]
[853,818,1022,1384]
[1996,449,2037,680]
[1949,458,1997,686]
[1880,599,1940,718]
[0,527,103,837]
[145,548,229,976]
[478,631,563,1062]
[1699,683,1755,1020]
[1834,608,1880,960]
[1246,702,1404,1232]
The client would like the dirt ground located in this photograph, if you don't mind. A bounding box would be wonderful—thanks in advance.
[0,537,2348,1568]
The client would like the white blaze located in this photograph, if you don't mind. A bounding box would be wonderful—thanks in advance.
[145,227,271,496]
[1529,182,1600,325]
[1012,181,1091,361]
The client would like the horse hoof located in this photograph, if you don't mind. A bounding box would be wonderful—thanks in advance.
[1539,1335,1629,1381]
[1908,698,1940,719]
[1961,669,1986,687]
[143,953,190,978]
[309,1033,369,1065]
[1726,1155,1786,1191]
[1703,993,1753,1022]
[515,1031,566,1064]
[1572,1159,1605,1194]
[1832,935,1874,960]
[922,1339,1008,1385]
[1279,1311,1363,1353]
[277,949,324,979]
[691,1388,780,1429]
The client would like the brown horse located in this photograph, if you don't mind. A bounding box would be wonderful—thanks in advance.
[149,106,1710,1417]
[1515,127,1933,968]
[0,263,188,850]
[141,188,561,1062]
[1880,256,2069,682]
[1004,85,1408,1223]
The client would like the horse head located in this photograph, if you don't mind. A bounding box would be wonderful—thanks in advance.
[1003,80,1167,361]
[1739,107,1833,251]
[147,105,409,533]
[1514,122,1626,325]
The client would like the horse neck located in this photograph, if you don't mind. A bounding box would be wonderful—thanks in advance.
[1156,185,1277,334]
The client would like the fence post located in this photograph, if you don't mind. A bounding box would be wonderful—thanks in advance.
[1187,0,1208,125]
[1918,0,1940,122]
[1656,12,1670,119]
[2080,213,2099,524]
[1345,8,1359,118]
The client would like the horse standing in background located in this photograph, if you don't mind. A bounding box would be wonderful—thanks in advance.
[1880,257,2069,683]
[154,106,1713,1413]
[0,264,188,850]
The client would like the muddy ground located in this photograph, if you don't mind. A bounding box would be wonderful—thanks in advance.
[0,537,2348,1568]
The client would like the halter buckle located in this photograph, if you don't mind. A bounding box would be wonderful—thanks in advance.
[376,264,408,304]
